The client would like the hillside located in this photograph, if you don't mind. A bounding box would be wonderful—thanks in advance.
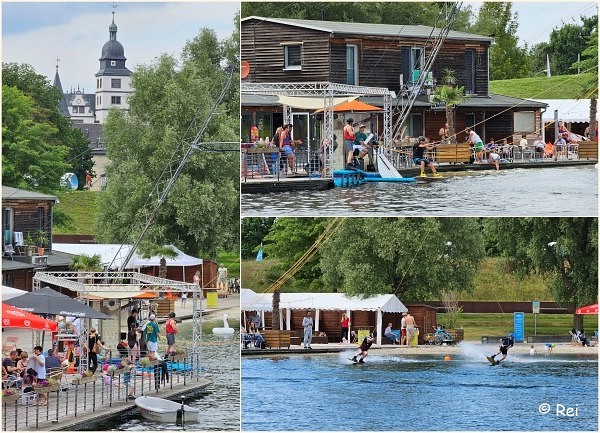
[490,73,592,99]
[54,191,101,235]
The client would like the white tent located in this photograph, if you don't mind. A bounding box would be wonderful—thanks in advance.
[52,243,203,270]
[241,290,408,345]
[530,99,595,123]
[2,286,27,300]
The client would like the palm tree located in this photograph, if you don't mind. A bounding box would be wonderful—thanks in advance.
[272,289,281,331]
[70,254,103,284]
[431,68,467,143]
[137,244,179,279]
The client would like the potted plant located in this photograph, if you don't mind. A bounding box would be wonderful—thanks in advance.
[36,230,49,256]
[24,232,36,256]
[2,388,19,403]
[71,370,96,385]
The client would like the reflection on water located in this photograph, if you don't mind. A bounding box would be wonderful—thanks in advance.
[242,352,598,431]
[242,166,598,216]
[100,333,239,431]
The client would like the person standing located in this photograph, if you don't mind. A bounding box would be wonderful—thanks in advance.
[127,324,140,363]
[413,136,440,177]
[439,122,449,143]
[404,312,417,346]
[31,346,47,405]
[127,308,139,332]
[145,314,160,357]
[340,313,350,343]
[217,263,228,291]
[400,313,408,346]
[165,312,178,355]
[344,118,357,168]
[302,311,314,349]
[88,328,101,373]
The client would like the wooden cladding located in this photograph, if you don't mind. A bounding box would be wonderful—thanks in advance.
[242,18,490,96]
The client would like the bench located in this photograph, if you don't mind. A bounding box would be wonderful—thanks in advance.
[526,335,573,343]
[434,143,472,164]
[577,141,598,160]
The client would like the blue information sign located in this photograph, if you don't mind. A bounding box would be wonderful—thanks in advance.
[513,312,525,343]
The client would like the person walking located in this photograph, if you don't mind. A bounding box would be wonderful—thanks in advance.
[88,328,101,374]
[404,312,417,346]
[302,311,314,349]
[400,312,408,345]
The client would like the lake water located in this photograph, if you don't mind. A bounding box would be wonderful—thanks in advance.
[242,166,598,216]
[241,347,598,431]
[99,333,240,431]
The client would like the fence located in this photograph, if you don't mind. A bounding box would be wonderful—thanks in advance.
[2,355,198,431]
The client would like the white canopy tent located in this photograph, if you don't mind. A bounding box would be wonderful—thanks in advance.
[530,99,594,123]
[52,243,202,271]
[2,285,27,300]
[241,289,408,345]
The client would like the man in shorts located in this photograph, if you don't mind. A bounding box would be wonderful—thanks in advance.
[487,151,501,170]
[413,136,440,177]
[145,314,160,357]
[466,128,484,163]
[353,124,370,166]
[217,263,228,291]
[490,333,514,364]
[343,118,356,168]
[352,335,375,363]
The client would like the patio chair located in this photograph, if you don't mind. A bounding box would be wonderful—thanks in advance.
[3,244,15,260]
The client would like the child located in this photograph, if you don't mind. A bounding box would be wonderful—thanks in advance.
[544,343,555,355]
[529,345,536,356]
[122,359,135,400]
[351,335,375,363]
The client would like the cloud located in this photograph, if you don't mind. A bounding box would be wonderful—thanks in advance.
[2,2,239,92]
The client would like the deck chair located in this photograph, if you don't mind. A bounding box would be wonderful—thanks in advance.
[3,244,15,260]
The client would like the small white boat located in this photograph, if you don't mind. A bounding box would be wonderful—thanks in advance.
[135,395,199,423]
[213,313,235,335]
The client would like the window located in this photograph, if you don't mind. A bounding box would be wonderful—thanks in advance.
[111,79,121,89]
[111,96,121,105]
[401,46,424,85]
[346,45,358,85]
[284,44,302,70]
[465,49,476,94]
[408,113,423,137]
[110,60,116,66]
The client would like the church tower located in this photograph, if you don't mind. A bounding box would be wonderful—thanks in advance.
[94,11,132,123]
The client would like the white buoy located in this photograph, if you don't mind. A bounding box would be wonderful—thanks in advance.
[212,313,235,335]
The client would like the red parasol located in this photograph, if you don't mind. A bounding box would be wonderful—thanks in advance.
[2,303,58,331]
[314,100,382,113]
[575,304,598,315]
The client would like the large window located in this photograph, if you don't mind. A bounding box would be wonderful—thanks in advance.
[111,96,121,105]
[346,44,358,85]
[111,78,121,89]
[401,46,425,85]
[284,44,302,70]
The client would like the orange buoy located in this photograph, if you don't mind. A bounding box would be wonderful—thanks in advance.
[444,355,451,361]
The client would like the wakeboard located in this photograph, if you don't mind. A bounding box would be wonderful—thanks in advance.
[417,175,444,182]
[486,356,499,366]
[348,358,364,364]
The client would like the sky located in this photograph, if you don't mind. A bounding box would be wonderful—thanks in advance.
[2,1,239,93]
[2,1,597,93]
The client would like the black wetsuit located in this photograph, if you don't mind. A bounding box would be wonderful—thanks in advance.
[359,337,374,352]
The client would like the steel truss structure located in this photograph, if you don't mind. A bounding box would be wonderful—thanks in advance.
[32,272,202,376]
[241,81,392,178]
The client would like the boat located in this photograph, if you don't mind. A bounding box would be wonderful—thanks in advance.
[135,395,199,423]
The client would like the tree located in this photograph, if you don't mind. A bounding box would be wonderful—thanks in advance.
[241,217,276,259]
[485,218,598,329]
[548,18,595,76]
[70,254,103,272]
[2,63,95,191]
[137,243,179,279]
[573,25,598,140]
[318,218,485,300]
[470,3,530,79]
[2,84,70,192]
[95,24,239,259]
[431,68,466,143]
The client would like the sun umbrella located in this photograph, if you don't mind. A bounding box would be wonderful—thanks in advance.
[4,286,110,319]
[2,303,58,331]
[314,99,382,113]
[575,304,598,314]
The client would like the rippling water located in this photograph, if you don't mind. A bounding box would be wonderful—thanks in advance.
[242,166,598,216]
[102,332,240,431]
[242,349,598,431]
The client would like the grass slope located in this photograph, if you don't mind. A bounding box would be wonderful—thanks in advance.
[54,191,101,235]
[490,73,592,99]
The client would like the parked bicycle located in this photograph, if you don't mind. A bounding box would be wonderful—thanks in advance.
[424,325,455,346]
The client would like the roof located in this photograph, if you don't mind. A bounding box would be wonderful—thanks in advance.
[241,289,408,313]
[52,243,203,270]
[460,94,548,109]
[529,99,595,123]
[1,250,74,271]
[243,16,494,44]
[2,186,58,202]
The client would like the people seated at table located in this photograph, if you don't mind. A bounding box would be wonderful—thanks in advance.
[485,138,496,150]
[533,134,545,157]
[44,349,62,370]
[500,138,512,159]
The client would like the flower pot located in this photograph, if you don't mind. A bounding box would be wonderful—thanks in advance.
[71,375,97,385]
[37,247,45,256]
[2,393,19,403]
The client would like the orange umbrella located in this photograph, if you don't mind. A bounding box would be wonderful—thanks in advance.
[314,100,382,113]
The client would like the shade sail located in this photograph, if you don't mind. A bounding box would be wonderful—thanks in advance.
[241,290,407,313]
[5,287,110,319]
[575,304,598,315]
[2,303,58,331]
[314,99,382,113]
[277,95,355,110]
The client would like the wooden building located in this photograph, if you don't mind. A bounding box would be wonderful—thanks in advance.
[241,16,546,147]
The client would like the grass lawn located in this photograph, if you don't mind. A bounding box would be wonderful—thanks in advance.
[54,191,101,234]
[438,313,598,341]
[490,74,592,99]
[217,251,240,278]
